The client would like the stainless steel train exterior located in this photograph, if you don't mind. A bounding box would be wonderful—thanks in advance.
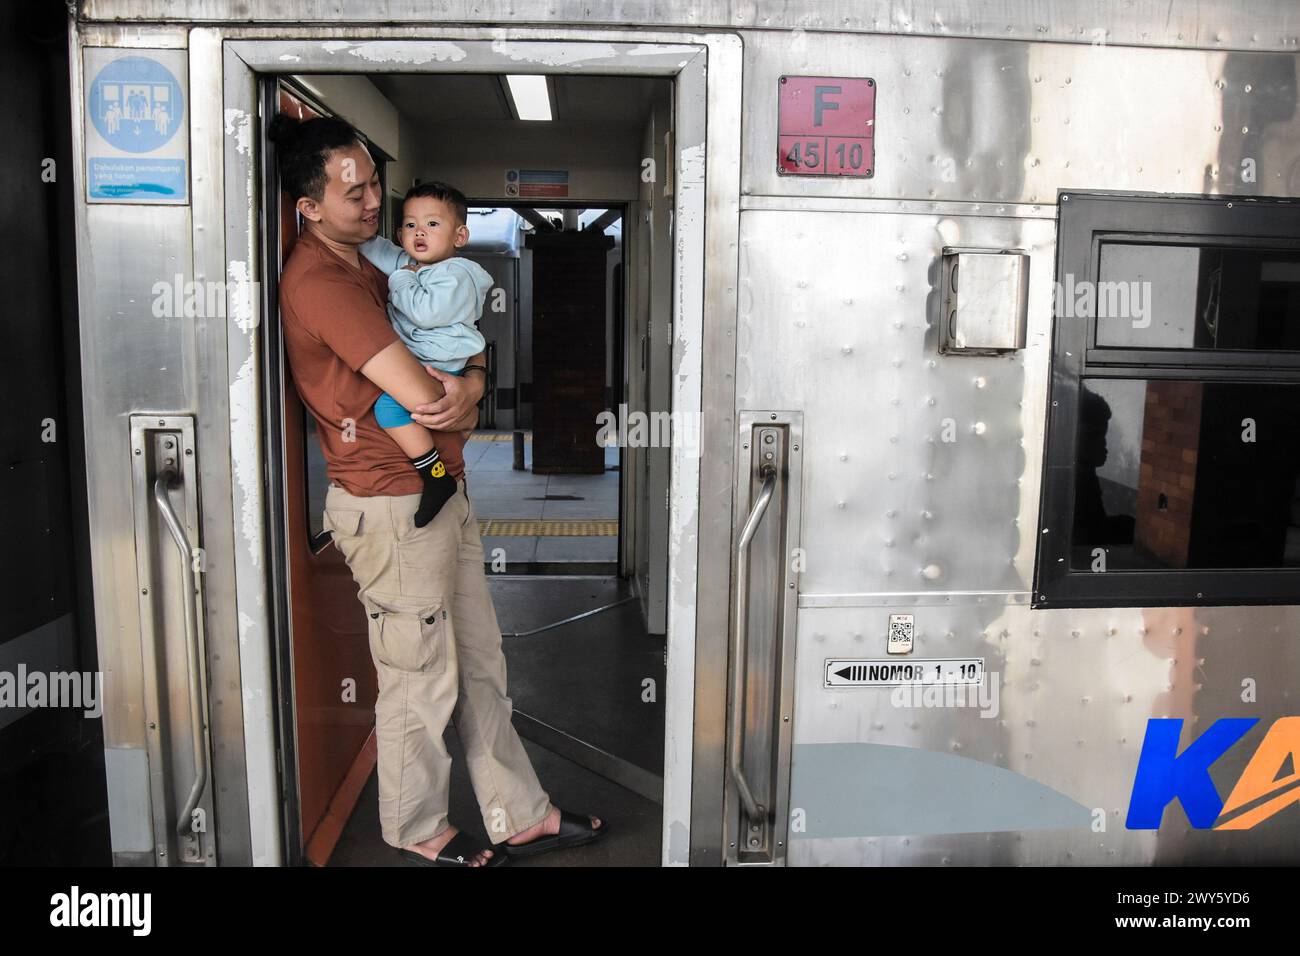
[69,0,1300,866]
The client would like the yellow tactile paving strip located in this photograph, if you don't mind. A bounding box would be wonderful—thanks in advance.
[467,432,612,535]
[468,431,532,441]
[478,519,618,537]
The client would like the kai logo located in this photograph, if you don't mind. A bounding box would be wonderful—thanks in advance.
[1127,717,1300,830]
[430,461,445,478]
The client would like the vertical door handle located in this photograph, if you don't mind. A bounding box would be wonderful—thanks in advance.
[729,464,777,821]
[153,469,210,835]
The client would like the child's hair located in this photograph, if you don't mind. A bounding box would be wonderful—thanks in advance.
[268,113,365,202]
[404,181,469,226]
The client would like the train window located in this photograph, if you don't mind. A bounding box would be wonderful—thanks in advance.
[1070,379,1300,571]
[1094,242,1300,351]
[1036,192,1300,607]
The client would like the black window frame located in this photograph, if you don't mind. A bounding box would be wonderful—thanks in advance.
[1034,190,1300,608]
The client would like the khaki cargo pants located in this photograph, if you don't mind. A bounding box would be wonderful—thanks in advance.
[322,478,553,847]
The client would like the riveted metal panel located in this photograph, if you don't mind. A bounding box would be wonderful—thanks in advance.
[737,209,1055,598]
[787,603,1300,865]
[741,31,1300,204]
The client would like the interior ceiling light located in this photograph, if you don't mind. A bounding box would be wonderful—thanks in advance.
[505,74,552,121]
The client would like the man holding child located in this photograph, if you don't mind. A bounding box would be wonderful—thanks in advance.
[272,114,604,867]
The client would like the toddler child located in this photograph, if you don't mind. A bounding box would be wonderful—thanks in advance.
[360,181,493,526]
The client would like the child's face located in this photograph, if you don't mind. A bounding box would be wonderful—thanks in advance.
[399,195,469,265]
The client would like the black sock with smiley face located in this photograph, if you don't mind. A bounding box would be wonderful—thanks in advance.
[411,447,457,527]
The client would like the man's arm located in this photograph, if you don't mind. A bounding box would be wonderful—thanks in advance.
[358,340,448,409]
[359,344,486,431]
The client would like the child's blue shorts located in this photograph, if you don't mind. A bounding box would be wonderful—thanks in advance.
[373,368,465,428]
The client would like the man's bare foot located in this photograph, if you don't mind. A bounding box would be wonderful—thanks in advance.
[402,825,494,867]
[506,806,602,846]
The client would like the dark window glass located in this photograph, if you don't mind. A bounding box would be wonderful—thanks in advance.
[1094,243,1300,351]
[1071,379,1300,570]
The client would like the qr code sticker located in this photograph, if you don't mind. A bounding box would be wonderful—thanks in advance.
[887,614,914,653]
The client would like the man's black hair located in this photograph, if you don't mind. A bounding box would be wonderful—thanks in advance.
[268,113,366,202]
[403,181,469,226]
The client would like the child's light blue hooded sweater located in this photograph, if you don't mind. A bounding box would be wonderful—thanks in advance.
[360,235,492,371]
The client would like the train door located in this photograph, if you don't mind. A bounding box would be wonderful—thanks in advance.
[260,82,392,866]
[217,33,741,866]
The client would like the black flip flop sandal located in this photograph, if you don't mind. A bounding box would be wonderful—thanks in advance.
[504,809,609,858]
[397,831,509,867]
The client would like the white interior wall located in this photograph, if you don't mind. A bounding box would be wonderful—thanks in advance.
[290,74,400,159]
[408,122,641,200]
[643,91,673,635]
[385,110,425,229]
[629,85,673,632]
[627,114,653,604]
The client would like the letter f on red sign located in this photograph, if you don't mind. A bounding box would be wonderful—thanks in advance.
[814,85,841,127]
[1126,718,1257,829]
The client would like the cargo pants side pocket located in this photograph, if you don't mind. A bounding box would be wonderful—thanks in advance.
[362,592,449,675]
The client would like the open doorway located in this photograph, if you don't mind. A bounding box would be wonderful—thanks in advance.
[413,201,625,574]
[262,69,675,867]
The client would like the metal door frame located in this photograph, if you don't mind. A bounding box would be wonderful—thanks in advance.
[201,26,742,866]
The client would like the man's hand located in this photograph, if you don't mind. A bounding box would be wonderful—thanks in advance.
[410,365,485,431]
